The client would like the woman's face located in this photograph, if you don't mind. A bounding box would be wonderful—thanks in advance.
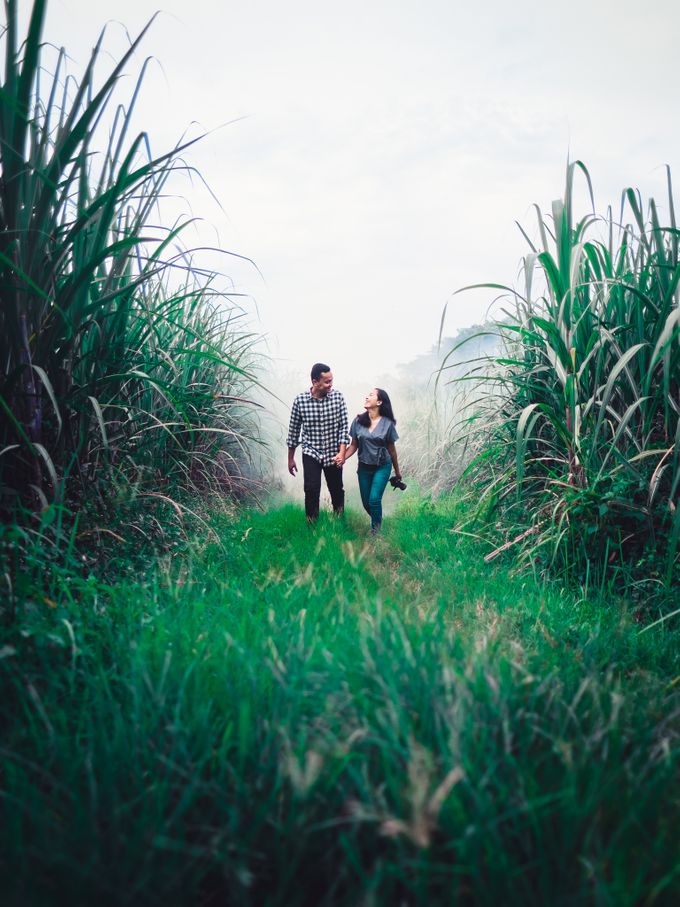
[364,388,382,410]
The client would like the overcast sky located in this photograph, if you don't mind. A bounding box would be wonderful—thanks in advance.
[36,0,680,388]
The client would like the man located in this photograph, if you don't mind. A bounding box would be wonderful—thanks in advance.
[286,362,350,522]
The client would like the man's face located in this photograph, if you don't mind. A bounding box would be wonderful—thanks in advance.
[312,370,333,397]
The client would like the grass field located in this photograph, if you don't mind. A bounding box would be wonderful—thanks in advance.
[2,493,680,906]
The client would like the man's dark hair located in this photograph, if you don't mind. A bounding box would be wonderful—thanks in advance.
[357,388,397,427]
[311,362,331,382]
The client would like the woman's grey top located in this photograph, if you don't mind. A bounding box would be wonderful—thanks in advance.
[350,416,398,466]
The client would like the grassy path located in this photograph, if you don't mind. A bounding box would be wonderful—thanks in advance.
[2,497,680,905]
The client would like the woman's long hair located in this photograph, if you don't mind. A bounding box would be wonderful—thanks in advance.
[357,388,396,427]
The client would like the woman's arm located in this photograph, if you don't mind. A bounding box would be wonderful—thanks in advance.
[386,442,401,479]
[335,438,357,465]
[345,438,358,459]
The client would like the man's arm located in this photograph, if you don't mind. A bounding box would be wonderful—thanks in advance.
[286,398,302,476]
[336,394,350,463]
[288,447,298,477]
[333,441,347,467]
[338,394,352,454]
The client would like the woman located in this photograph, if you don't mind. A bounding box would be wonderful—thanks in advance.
[341,387,402,534]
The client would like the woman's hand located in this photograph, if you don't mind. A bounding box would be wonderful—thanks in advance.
[332,452,345,467]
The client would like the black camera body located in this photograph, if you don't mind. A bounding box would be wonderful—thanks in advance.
[389,476,407,491]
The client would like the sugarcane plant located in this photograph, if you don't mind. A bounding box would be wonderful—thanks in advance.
[0,0,262,526]
[444,161,680,590]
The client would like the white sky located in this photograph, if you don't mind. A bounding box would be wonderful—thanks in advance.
[36,0,680,388]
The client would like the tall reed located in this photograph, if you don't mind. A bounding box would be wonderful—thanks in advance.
[443,162,680,590]
[0,0,262,526]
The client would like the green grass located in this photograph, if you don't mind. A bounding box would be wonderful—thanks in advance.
[2,495,680,905]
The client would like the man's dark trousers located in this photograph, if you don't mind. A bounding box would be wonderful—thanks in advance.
[302,454,344,521]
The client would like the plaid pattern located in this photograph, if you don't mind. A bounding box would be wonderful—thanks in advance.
[286,389,351,466]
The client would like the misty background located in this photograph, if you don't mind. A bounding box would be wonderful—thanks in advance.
[34,0,680,491]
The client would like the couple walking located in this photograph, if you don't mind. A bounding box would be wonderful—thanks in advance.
[286,362,403,534]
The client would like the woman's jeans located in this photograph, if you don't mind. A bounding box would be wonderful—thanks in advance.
[357,461,392,532]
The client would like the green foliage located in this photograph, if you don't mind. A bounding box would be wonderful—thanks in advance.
[0,0,263,519]
[1,498,680,904]
[447,162,680,591]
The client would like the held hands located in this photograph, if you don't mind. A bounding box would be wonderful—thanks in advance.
[337,441,355,467]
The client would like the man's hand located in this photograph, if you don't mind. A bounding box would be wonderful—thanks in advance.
[288,453,298,476]
[333,442,347,468]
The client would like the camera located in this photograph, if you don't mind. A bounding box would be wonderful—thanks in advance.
[389,475,407,491]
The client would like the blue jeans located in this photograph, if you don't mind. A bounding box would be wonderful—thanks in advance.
[357,462,392,532]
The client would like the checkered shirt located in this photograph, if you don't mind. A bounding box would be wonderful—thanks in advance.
[286,389,351,466]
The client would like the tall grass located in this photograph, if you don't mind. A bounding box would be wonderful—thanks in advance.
[380,327,499,494]
[397,380,476,494]
[0,0,264,605]
[0,0,262,509]
[2,499,679,905]
[443,162,680,591]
